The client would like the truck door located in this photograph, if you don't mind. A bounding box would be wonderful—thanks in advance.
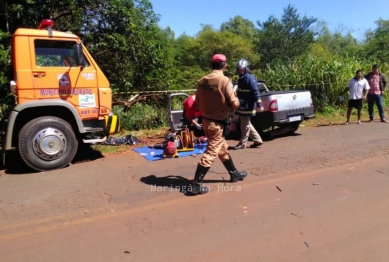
[168,93,189,132]
[30,38,99,120]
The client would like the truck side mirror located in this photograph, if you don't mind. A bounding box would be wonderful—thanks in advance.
[73,44,85,69]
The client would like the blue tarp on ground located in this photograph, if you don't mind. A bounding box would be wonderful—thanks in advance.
[133,143,207,161]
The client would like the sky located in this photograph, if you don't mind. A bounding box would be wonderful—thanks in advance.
[150,0,389,41]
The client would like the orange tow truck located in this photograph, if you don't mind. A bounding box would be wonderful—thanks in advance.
[1,19,119,171]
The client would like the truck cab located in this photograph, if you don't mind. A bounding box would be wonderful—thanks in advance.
[1,19,119,171]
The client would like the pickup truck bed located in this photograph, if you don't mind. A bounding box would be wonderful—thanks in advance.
[253,91,314,128]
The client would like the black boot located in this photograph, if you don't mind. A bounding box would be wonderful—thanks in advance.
[187,164,210,195]
[233,143,246,150]
[222,157,247,182]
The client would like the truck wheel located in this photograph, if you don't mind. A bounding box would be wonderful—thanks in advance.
[286,121,302,134]
[18,116,78,172]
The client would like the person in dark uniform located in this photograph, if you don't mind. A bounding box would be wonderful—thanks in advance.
[233,59,264,150]
[187,54,247,195]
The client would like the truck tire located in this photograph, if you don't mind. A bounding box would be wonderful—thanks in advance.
[18,116,78,172]
[288,121,301,133]
[281,121,302,136]
[250,115,265,136]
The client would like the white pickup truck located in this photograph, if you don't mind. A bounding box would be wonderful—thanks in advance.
[167,80,315,137]
[230,80,315,137]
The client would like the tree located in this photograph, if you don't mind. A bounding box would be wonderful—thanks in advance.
[256,4,317,69]
[0,31,14,118]
[312,20,360,58]
[0,0,84,34]
[220,15,258,40]
[362,19,389,63]
[80,0,175,92]
[172,26,260,87]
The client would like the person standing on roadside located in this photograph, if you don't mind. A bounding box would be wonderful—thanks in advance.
[187,54,247,195]
[233,59,264,150]
[364,64,388,123]
[341,69,370,125]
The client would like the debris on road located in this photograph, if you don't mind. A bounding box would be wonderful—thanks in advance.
[100,135,144,146]
[124,250,130,254]
[304,242,309,247]
[313,182,320,185]
[276,186,282,192]
[291,213,302,218]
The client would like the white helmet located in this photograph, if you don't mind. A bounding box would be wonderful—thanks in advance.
[236,59,249,70]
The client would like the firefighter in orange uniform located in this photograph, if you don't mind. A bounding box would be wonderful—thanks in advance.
[187,54,247,195]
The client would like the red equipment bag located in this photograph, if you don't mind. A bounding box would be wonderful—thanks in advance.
[164,140,177,156]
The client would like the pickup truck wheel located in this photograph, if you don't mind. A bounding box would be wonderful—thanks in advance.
[286,121,302,134]
[18,116,78,172]
[250,115,265,135]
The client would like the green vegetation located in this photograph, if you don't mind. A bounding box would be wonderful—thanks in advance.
[1,1,389,132]
[113,102,169,131]
[259,56,388,111]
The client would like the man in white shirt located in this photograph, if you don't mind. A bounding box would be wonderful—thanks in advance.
[341,70,370,124]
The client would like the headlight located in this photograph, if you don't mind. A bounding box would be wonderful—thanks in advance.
[10,80,16,94]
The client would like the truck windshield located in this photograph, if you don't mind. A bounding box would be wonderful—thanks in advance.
[35,39,89,67]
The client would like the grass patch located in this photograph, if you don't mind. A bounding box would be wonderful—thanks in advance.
[302,103,389,128]
[91,144,133,155]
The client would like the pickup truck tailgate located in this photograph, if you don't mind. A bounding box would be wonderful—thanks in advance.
[263,90,311,111]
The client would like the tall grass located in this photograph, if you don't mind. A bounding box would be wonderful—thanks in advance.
[113,103,169,131]
[112,92,194,131]
[112,57,389,131]
[257,55,388,112]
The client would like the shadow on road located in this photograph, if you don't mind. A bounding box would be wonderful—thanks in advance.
[71,144,105,165]
[140,175,226,196]
[227,129,302,144]
[0,150,37,174]
[0,145,105,175]
[227,131,302,150]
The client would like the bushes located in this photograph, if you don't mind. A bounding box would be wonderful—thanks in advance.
[112,103,169,131]
[111,92,194,131]
[0,32,15,120]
